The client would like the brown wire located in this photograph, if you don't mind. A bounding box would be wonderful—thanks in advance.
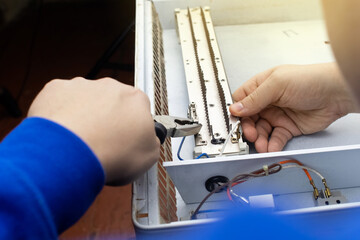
[191,163,282,219]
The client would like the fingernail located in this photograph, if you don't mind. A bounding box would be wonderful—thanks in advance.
[231,102,244,112]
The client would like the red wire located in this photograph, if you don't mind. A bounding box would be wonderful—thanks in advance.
[226,180,245,201]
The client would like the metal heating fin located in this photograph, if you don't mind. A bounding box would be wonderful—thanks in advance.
[200,8,230,133]
[188,8,211,136]
[151,2,178,223]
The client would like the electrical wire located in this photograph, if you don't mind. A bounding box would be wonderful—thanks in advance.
[191,182,228,220]
[281,164,325,180]
[219,120,240,156]
[196,153,210,159]
[227,161,325,203]
[226,180,246,201]
[229,187,249,204]
[177,137,186,161]
[279,159,313,182]
[227,164,282,202]
[193,160,328,220]
[177,137,209,160]
[196,209,224,215]
[191,163,282,219]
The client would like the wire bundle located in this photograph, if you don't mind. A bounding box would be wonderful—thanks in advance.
[191,163,282,219]
[191,160,330,220]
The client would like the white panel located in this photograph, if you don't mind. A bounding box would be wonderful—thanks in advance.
[164,146,360,203]
[153,0,322,29]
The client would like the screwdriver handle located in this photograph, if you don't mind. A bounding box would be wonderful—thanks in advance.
[154,122,167,144]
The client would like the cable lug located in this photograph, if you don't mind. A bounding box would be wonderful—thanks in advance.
[310,180,319,200]
[322,179,332,198]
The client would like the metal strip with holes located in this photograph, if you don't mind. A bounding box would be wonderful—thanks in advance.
[175,6,248,157]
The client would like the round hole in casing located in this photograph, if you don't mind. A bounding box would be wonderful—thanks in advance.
[325,201,329,205]
[205,176,229,192]
[209,104,215,107]
[336,200,341,204]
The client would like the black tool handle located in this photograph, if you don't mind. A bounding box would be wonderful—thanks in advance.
[154,122,167,144]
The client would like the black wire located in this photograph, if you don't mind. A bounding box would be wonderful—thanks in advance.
[191,163,282,219]
[16,0,43,101]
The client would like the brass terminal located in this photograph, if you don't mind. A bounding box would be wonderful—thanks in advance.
[310,180,319,200]
[231,124,241,143]
[322,179,332,198]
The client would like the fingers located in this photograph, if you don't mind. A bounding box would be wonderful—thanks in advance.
[241,117,257,142]
[230,79,280,117]
[249,120,293,153]
[232,67,275,102]
[241,107,302,152]
[259,108,302,137]
[230,68,281,118]
[268,127,293,152]
[34,77,160,186]
[254,119,272,153]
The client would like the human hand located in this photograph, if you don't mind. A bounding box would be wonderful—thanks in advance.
[28,77,160,185]
[229,63,358,153]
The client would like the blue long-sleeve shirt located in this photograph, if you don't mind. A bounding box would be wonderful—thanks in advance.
[0,117,104,239]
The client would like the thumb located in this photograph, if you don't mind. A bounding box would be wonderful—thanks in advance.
[230,81,279,117]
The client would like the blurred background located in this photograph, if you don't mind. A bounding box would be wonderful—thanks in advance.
[0,0,136,239]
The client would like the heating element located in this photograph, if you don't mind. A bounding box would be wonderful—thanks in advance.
[175,7,249,157]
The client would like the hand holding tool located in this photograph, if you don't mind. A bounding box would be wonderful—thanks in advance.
[153,115,202,144]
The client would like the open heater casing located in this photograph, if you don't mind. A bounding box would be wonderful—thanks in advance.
[133,0,360,236]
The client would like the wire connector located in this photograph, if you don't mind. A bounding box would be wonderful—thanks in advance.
[310,180,319,200]
[322,179,332,198]
[263,165,269,176]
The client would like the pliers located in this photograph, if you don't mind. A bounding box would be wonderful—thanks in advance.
[153,115,202,144]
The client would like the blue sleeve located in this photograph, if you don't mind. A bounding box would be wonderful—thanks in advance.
[0,117,105,239]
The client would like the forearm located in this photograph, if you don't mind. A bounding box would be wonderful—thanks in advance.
[322,0,360,105]
[323,62,359,116]
[0,118,105,238]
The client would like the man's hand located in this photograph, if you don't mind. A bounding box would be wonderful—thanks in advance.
[28,77,160,185]
[229,63,358,153]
